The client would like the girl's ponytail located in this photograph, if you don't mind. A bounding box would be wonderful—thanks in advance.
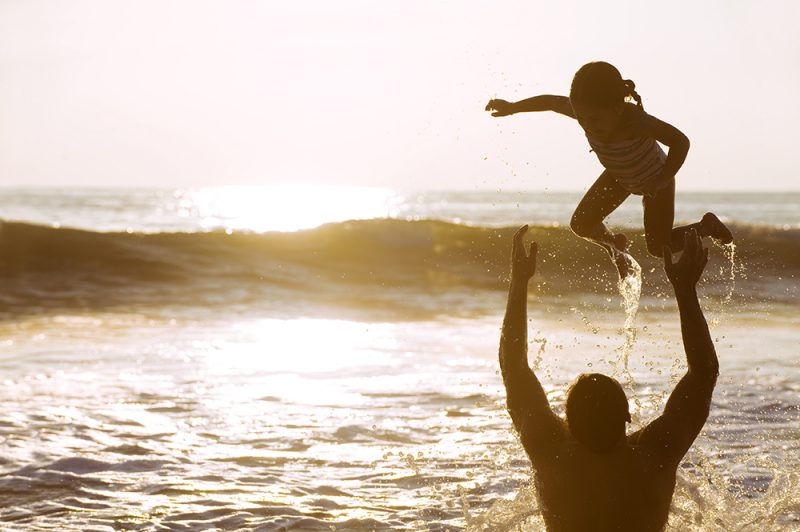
[623,79,643,110]
[571,62,644,111]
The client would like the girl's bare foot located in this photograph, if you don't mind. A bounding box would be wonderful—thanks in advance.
[614,251,633,279]
[602,233,631,278]
[701,212,733,244]
[612,233,628,251]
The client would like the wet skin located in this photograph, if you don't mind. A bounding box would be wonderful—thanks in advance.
[530,431,675,531]
[499,227,718,531]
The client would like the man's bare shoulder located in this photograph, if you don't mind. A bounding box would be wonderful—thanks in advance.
[626,427,684,472]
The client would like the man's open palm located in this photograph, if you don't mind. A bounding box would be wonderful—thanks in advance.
[512,225,538,281]
[663,229,708,288]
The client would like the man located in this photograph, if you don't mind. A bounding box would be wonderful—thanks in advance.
[499,225,719,531]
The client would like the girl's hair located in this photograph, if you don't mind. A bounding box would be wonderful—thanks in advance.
[570,61,643,111]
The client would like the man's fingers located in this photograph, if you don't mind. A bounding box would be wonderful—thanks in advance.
[696,231,705,263]
[684,229,696,256]
[529,242,538,263]
[512,225,528,258]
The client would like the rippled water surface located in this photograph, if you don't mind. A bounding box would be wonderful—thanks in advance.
[1,301,798,530]
[1,188,798,530]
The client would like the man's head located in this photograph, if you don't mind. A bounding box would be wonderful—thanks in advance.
[566,373,631,452]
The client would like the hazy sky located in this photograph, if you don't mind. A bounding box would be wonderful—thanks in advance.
[1,0,798,190]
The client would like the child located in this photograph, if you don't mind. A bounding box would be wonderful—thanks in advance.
[485,61,732,278]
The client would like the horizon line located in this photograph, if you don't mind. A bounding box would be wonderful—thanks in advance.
[1,184,799,194]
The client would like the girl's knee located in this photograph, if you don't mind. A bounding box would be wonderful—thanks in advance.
[570,211,591,237]
[646,245,663,258]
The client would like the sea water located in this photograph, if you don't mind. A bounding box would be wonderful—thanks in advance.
[0,188,798,530]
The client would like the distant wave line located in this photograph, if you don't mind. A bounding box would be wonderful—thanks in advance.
[0,219,796,314]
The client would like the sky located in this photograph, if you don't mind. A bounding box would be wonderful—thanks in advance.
[0,0,798,191]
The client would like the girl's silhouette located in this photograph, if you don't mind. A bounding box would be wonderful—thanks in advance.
[486,61,732,278]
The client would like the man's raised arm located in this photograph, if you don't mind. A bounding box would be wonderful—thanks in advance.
[499,226,564,456]
[634,229,719,465]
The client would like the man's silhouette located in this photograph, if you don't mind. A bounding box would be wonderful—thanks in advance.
[499,225,719,531]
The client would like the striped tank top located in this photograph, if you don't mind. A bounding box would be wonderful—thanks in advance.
[586,134,667,194]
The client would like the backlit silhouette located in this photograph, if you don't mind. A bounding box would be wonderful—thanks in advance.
[486,61,733,278]
[499,226,719,531]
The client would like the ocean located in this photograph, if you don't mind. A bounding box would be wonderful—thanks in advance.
[0,187,798,530]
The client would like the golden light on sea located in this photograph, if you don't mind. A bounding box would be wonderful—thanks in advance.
[179,185,398,232]
[197,318,403,406]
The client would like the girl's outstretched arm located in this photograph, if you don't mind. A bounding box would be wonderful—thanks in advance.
[486,95,575,118]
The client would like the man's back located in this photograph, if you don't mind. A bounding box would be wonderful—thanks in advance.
[531,436,675,532]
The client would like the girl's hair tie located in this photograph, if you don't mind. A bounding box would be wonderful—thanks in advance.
[623,79,643,110]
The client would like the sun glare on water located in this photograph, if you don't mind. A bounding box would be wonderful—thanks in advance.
[181,185,398,232]
[195,318,403,408]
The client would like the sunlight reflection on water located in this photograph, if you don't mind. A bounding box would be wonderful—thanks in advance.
[0,306,797,529]
[184,185,398,232]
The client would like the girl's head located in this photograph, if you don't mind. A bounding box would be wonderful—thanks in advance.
[569,61,643,138]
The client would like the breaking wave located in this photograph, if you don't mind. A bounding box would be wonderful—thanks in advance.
[0,219,796,317]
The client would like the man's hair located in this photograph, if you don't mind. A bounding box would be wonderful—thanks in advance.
[566,373,631,452]
[570,61,644,111]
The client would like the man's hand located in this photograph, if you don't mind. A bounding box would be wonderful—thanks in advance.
[663,229,708,289]
[638,227,718,468]
[486,99,516,117]
[501,224,562,455]
[512,225,538,282]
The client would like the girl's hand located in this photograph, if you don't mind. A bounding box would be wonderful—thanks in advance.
[485,99,515,117]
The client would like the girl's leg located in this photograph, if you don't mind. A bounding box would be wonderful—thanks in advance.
[570,170,631,255]
[643,179,733,257]
[643,178,681,257]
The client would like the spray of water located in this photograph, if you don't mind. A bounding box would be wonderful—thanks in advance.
[529,334,548,371]
[467,239,798,530]
[667,448,800,530]
[615,249,642,373]
[465,482,543,531]
[715,241,745,304]
[467,463,800,531]
[609,248,643,418]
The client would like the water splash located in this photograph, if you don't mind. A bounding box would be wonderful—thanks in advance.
[529,334,548,371]
[715,241,745,304]
[467,467,800,531]
[668,450,800,530]
[465,482,543,531]
[613,249,642,380]
[570,307,600,336]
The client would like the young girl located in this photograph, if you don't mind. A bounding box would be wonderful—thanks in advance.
[486,61,732,278]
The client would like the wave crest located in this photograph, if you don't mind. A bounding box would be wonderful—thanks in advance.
[0,219,796,316]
